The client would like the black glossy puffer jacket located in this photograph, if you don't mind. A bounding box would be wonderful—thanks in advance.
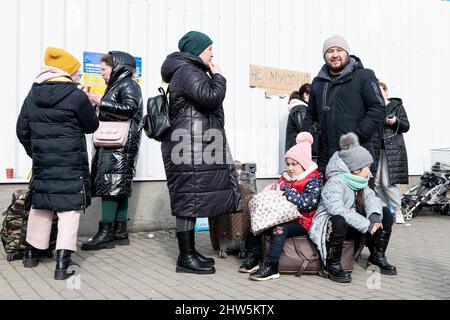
[160,52,242,217]
[16,77,99,212]
[373,98,410,185]
[92,51,143,198]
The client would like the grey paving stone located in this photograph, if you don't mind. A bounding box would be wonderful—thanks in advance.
[1,215,450,300]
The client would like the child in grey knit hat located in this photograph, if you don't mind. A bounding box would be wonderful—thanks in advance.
[308,132,397,284]
[338,132,373,179]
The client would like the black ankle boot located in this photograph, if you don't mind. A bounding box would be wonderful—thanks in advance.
[23,244,39,268]
[326,240,352,283]
[176,230,215,274]
[239,252,260,273]
[113,221,130,246]
[249,258,280,281]
[54,249,79,280]
[81,222,115,251]
[368,229,397,275]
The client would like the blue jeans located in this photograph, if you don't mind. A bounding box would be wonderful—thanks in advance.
[246,220,308,263]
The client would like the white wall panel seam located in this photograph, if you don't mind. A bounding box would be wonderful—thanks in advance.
[15,0,22,172]
[106,0,110,50]
[165,0,168,54]
[84,0,88,50]
[62,0,66,48]
[127,0,130,52]
[40,0,44,65]
[232,0,237,156]
[200,0,204,30]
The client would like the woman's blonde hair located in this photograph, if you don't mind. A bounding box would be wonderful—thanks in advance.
[379,81,388,93]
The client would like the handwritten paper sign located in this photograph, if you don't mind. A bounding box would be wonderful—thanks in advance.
[249,64,311,96]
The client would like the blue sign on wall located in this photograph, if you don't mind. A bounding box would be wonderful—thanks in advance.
[82,51,142,95]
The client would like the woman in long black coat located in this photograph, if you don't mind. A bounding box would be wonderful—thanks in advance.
[161,31,242,274]
[373,82,410,224]
[16,47,99,280]
[81,51,143,250]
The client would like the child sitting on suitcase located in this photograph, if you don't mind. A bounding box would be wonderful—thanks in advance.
[239,132,322,281]
[308,132,397,284]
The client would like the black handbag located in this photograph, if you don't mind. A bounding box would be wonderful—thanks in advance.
[142,87,171,142]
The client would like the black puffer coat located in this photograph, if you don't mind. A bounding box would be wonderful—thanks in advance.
[16,78,99,212]
[285,100,319,158]
[160,52,242,218]
[373,98,410,184]
[92,51,143,198]
[302,56,385,174]
[285,101,308,152]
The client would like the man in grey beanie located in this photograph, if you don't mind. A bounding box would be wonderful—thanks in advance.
[301,35,385,180]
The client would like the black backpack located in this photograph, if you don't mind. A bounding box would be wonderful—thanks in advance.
[142,87,171,142]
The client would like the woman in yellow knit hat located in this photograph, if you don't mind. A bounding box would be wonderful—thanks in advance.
[44,47,82,77]
[16,47,99,280]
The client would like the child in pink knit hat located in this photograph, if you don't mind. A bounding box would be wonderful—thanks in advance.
[240,132,322,281]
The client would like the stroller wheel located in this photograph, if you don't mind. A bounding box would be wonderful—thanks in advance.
[402,206,414,221]
[440,204,450,215]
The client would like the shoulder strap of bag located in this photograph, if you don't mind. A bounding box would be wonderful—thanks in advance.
[163,84,185,125]
[158,86,167,97]
[24,173,33,212]
[292,238,319,277]
[294,107,306,131]
[324,83,341,112]
[315,83,341,134]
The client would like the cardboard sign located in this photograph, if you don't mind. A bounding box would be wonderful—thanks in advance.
[249,64,310,96]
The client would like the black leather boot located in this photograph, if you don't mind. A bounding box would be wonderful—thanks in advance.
[194,250,215,266]
[54,249,79,280]
[238,252,261,273]
[176,230,215,274]
[249,258,280,281]
[80,222,115,251]
[113,221,130,246]
[325,240,352,283]
[368,229,397,275]
[23,244,39,268]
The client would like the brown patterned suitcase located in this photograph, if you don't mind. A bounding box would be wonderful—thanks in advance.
[263,235,354,276]
[209,168,256,258]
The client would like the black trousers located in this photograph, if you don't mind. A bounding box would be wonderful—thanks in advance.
[327,207,394,244]
[246,221,308,263]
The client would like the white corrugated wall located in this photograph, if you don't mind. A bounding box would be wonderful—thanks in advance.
[1,0,449,181]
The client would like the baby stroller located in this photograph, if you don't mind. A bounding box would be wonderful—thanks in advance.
[401,162,450,221]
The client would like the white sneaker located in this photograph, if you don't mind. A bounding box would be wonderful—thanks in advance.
[395,209,405,224]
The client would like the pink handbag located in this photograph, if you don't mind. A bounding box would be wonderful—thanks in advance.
[93,120,131,148]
